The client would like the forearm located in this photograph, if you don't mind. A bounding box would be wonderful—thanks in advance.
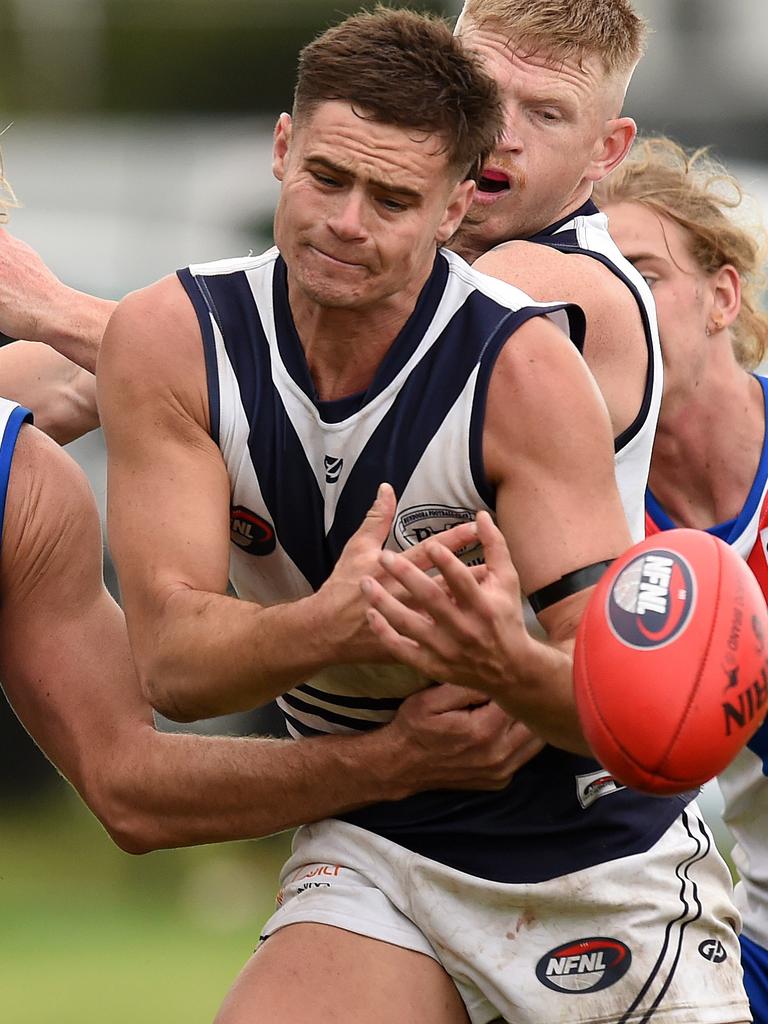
[94,722,421,854]
[486,638,590,755]
[138,587,356,722]
[34,364,98,444]
[35,288,115,373]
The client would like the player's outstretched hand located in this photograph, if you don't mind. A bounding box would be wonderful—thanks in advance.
[0,227,112,371]
[314,482,478,664]
[383,682,544,794]
[361,510,534,697]
[0,227,68,343]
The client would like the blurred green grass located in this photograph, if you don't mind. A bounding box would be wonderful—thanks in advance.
[1,785,293,1024]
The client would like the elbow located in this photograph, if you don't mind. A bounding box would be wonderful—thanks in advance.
[137,656,208,725]
[82,754,172,856]
[88,784,164,856]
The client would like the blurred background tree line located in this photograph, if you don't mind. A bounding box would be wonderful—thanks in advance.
[0,0,766,157]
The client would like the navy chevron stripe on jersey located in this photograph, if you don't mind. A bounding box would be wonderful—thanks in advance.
[189,266,332,591]
[272,252,451,418]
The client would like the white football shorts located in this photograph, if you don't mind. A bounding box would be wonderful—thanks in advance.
[261,803,749,1024]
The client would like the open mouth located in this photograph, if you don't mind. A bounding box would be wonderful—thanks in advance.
[477,170,510,195]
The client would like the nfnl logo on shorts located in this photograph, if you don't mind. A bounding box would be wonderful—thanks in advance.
[536,938,632,993]
[606,549,696,650]
[393,504,482,565]
[230,505,276,556]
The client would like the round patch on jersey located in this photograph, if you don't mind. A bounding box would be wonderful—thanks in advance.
[393,504,482,565]
[535,937,632,993]
[230,505,276,556]
[606,549,696,650]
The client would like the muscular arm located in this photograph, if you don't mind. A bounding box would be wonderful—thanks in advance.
[363,315,633,753]
[0,340,97,443]
[98,277,475,722]
[481,315,632,744]
[0,227,114,373]
[474,242,648,440]
[0,427,525,854]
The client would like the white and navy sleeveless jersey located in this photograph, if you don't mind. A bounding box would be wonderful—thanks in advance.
[178,244,689,885]
[647,373,768,951]
[0,397,32,543]
[514,199,664,544]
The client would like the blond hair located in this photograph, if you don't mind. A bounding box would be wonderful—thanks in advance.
[459,0,647,78]
[595,136,768,370]
[0,148,18,224]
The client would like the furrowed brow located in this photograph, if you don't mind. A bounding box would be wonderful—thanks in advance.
[307,155,422,200]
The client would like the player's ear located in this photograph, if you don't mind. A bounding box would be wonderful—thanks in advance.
[272,113,293,182]
[586,116,636,184]
[435,178,476,245]
[709,264,741,332]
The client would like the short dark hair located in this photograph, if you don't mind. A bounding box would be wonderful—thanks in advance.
[293,6,504,182]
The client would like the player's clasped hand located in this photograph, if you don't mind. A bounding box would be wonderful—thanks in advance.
[389,682,544,792]
[314,481,480,664]
[361,509,534,697]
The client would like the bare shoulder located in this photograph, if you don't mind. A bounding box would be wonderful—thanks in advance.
[98,274,202,385]
[98,272,209,432]
[475,240,647,437]
[474,241,636,318]
[483,313,612,479]
[487,313,600,413]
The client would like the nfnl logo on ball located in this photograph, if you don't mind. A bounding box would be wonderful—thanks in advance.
[607,549,696,650]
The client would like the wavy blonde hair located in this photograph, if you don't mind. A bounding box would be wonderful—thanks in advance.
[595,136,768,370]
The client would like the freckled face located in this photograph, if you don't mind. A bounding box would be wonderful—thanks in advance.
[272,101,472,313]
[454,23,611,247]
[602,200,713,391]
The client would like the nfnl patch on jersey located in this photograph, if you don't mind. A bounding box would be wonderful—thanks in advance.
[230,505,276,556]
[606,549,695,650]
[393,504,483,565]
[536,938,632,993]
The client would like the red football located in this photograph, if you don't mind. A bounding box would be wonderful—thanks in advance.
[574,528,768,795]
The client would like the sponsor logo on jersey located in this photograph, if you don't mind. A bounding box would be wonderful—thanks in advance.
[324,455,344,484]
[230,505,276,556]
[393,504,483,565]
[575,769,625,809]
[536,938,632,993]
[606,550,695,650]
[698,939,727,963]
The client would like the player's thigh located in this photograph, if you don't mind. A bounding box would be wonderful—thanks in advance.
[214,922,472,1024]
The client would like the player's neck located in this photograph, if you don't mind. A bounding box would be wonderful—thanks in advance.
[650,367,764,530]
[452,190,593,265]
[288,282,424,402]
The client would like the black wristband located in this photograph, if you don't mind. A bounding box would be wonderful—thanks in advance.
[528,559,615,614]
